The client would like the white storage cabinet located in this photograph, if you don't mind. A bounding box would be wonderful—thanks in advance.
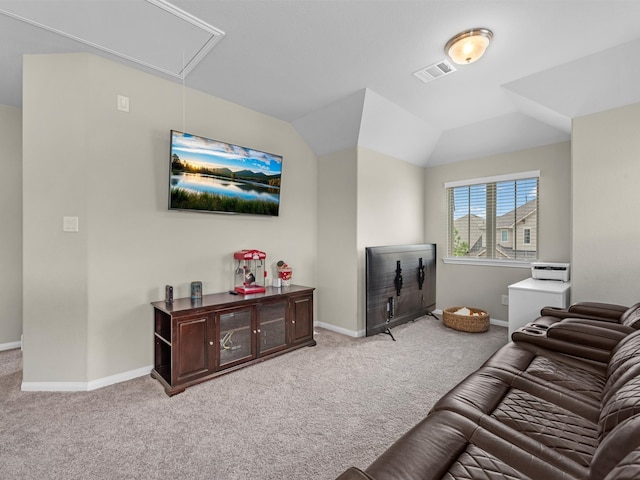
[508,278,571,339]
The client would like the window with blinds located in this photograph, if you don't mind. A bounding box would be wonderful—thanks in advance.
[446,171,539,262]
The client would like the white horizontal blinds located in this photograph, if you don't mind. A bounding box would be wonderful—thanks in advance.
[448,184,487,257]
[512,177,538,260]
[496,180,515,257]
[446,172,539,261]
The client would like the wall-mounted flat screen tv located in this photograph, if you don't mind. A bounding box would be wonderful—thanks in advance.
[169,130,283,216]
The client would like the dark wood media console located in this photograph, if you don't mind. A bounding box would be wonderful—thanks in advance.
[151,285,315,396]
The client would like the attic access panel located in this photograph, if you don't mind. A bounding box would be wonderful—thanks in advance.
[365,244,436,338]
[0,0,224,79]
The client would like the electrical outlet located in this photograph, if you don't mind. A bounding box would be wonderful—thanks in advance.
[501,295,509,306]
[63,216,79,232]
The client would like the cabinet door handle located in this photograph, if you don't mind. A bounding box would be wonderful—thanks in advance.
[209,341,214,346]
[292,320,296,324]
[253,330,257,334]
[257,329,261,333]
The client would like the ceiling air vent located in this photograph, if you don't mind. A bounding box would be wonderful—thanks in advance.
[413,59,457,84]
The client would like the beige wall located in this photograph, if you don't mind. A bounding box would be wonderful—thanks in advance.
[572,102,640,304]
[23,54,90,382]
[22,53,317,385]
[424,142,571,321]
[356,147,425,331]
[20,53,637,386]
[316,146,425,335]
[317,148,358,333]
[356,147,425,248]
[0,104,23,348]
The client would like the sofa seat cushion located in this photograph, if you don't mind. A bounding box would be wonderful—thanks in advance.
[431,366,598,476]
[483,342,606,406]
[444,443,537,479]
[524,355,606,403]
[491,387,598,467]
[363,410,580,480]
[432,366,599,421]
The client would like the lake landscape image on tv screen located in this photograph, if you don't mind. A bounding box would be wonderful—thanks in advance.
[170,131,282,215]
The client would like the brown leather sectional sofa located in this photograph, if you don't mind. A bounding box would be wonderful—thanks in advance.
[336,302,640,480]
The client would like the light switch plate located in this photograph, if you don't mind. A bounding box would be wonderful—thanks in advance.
[117,94,130,112]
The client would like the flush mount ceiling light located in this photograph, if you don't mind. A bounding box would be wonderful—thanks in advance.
[445,28,493,65]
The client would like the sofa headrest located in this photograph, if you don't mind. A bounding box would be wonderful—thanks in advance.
[590,414,640,480]
[603,447,640,480]
[599,375,640,442]
[608,329,640,378]
[620,303,640,329]
[603,362,640,410]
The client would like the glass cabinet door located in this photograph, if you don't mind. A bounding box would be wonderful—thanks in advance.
[257,300,287,355]
[218,307,254,368]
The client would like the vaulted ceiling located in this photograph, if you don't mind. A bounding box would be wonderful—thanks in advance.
[2,0,639,166]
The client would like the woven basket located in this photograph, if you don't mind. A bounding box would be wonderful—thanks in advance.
[442,306,489,333]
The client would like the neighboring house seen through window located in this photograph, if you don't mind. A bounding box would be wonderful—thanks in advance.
[446,171,539,263]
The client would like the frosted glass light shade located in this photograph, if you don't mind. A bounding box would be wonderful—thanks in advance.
[445,28,493,65]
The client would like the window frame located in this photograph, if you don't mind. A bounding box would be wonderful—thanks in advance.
[444,170,540,268]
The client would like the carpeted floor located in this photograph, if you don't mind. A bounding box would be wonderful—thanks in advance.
[0,316,507,480]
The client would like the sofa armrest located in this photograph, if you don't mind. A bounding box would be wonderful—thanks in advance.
[540,302,628,322]
[335,467,376,480]
[561,318,635,335]
[512,323,616,363]
[567,302,628,318]
[546,322,627,351]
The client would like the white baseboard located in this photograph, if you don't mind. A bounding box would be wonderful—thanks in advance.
[87,365,153,391]
[315,322,365,338]
[315,312,508,338]
[0,340,21,352]
[21,381,88,392]
[21,364,153,393]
